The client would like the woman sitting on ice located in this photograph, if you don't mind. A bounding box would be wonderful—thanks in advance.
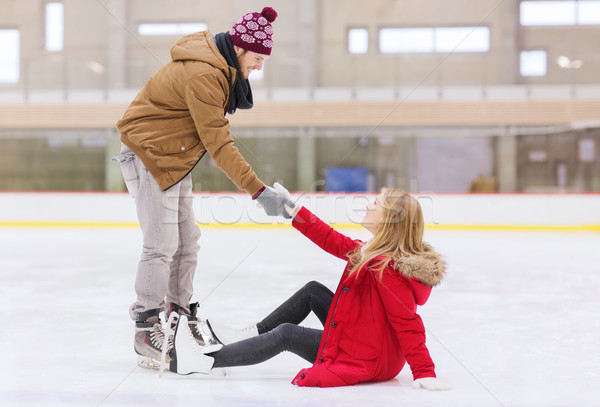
[167,186,449,390]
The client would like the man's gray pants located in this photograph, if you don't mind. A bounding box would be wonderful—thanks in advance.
[115,144,200,321]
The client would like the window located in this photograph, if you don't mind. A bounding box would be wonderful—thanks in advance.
[348,28,369,54]
[138,23,208,36]
[379,27,489,53]
[520,1,575,25]
[380,28,433,53]
[520,1,600,25]
[45,2,64,52]
[578,138,596,162]
[579,0,600,24]
[520,50,547,76]
[435,27,490,52]
[0,29,20,83]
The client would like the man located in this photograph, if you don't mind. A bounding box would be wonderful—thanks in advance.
[113,7,290,369]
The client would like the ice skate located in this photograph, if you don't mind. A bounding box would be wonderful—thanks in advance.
[170,314,215,375]
[168,302,223,353]
[134,308,171,370]
[206,319,259,345]
[158,311,179,377]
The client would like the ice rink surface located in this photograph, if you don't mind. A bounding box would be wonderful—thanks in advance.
[2,224,599,407]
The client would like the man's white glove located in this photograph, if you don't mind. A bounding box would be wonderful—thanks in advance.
[255,182,295,219]
[272,182,300,218]
[413,377,451,391]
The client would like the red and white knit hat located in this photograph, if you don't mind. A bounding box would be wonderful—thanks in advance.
[229,7,278,56]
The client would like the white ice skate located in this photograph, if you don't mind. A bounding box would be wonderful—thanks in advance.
[170,314,215,375]
[188,318,224,353]
[206,319,258,345]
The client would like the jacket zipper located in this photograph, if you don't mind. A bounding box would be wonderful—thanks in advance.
[163,150,206,192]
[316,283,345,365]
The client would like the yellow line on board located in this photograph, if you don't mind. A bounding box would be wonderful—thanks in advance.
[0,221,599,232]
[425,224,600,232]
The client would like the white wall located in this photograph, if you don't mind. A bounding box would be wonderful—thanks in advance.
[0,192,598,230]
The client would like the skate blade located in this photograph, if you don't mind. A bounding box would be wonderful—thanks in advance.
[211,368,227,376]
[159,313,177,378]
[137,355,161,370]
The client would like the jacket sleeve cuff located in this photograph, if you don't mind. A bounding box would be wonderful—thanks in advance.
[414,372,437,380]
[291,206,313,228]
[251,186,266,200]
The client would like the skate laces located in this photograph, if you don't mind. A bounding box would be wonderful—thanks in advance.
[189,318,218,346]
[148,322,168,349]
[190,319,207,340]
[158,312,178,378]
[183,318,208,356]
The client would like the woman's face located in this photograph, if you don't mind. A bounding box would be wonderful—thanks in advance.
[361,193,386,234]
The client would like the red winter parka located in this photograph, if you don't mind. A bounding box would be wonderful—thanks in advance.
[291,207,446,388]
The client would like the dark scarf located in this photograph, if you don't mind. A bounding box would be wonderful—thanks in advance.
[213,32,253,115]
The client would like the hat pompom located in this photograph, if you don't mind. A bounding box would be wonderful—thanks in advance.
[261,7,278,23]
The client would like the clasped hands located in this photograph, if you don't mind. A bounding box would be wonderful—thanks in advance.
[255,182,298,219]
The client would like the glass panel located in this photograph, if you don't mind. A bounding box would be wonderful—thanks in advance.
[520,50,547,76]
[46,2,64,52]
[348,28,368,54]
[379,28,433,53]
[435,27,490,52]
[0,29,20,83]
[520,1,576,26]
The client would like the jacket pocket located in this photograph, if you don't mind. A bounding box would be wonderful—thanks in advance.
[159,135,200,155]
[112,152,140,199]
[338,337,379,361]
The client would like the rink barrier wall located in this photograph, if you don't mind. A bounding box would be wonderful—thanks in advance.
[0,192,599,232]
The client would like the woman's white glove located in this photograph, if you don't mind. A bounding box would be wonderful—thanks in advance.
[273,182,301,218]
[413,377,451,391]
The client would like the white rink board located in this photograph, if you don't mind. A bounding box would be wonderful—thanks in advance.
[0,192,599,228]
[2,192,600,406]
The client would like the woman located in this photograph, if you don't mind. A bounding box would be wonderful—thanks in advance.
[167,187,449,390]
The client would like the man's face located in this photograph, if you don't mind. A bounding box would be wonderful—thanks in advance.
[235,47,269,80]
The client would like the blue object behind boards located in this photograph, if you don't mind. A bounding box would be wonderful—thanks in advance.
[325,167,368,192]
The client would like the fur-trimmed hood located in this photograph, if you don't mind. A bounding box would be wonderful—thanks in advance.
[393,242,446,288]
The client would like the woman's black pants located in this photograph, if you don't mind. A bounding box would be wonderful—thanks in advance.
[211,281,334,367]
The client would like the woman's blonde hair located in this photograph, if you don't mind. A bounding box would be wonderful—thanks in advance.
[347,188,425,280]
